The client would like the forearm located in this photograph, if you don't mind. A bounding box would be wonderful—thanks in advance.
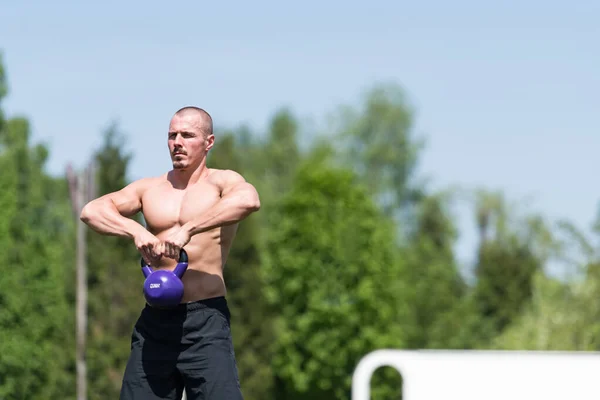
[183,192,260,236]
[80,198,145,239]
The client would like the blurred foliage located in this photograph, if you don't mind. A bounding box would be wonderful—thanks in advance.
[1,53,599,400]
[262,155,407,400]
[0,81,75,399]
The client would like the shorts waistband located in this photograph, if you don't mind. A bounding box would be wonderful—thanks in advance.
[143,296,228,314]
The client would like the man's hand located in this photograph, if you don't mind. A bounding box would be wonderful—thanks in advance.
[134,230,163,266]
[162,228,191,259]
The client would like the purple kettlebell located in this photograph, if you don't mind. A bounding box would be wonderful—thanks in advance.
[141,249,188,308]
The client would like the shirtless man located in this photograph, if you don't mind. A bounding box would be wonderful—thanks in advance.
[80,106,260,400]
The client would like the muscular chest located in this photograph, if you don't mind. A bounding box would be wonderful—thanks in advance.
[141,183,220,232]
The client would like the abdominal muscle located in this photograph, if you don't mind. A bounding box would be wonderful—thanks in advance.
[150,225,237,302]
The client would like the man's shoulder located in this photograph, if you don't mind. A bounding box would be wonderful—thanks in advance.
[208,168,246,185]
[127,174,168,192]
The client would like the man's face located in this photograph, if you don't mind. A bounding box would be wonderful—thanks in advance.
[167,113,214,170]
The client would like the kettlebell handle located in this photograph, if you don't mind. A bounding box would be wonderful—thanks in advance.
[140,248,188,266]
[140,249,188,278]
[178,248,188,263]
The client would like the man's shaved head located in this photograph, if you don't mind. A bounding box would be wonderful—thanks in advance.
[167,106,215,171]
[173,106,213,137]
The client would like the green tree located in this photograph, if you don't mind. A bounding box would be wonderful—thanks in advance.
[261,108,301,196]
[332,83,425,226]
[208,131,275,400]
[206,110,307,399]
[494,268,600,351]
[495,217,600,351]
[331,83,471,352]
[0,103,75,398]
[402,190,469,349]
[471,190,543,345]
[262,152,408,400]
[85,123,145,399]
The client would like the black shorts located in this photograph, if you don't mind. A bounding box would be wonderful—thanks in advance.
[119,296,243,400]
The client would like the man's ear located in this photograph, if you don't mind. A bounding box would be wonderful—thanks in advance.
[206,134,215,151]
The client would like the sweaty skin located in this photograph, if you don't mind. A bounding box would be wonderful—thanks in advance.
[80,107,260,302]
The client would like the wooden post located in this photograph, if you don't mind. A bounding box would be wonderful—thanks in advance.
[67,161,96,400]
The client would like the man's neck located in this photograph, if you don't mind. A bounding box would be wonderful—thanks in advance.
[169,163,209,189]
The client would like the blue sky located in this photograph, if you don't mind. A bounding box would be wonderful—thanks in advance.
[2,0,599,274]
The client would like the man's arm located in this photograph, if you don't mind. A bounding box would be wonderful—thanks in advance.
[183,170,261,237]
[81,178,165,265]
[79,178,149,239]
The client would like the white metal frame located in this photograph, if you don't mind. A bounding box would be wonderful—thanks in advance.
[352,349,600,400]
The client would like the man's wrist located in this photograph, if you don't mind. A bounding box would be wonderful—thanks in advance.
[183,221,197,237]
[124,219,146,239]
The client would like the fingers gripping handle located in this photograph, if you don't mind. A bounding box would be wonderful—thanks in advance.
[140,249,189,278]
